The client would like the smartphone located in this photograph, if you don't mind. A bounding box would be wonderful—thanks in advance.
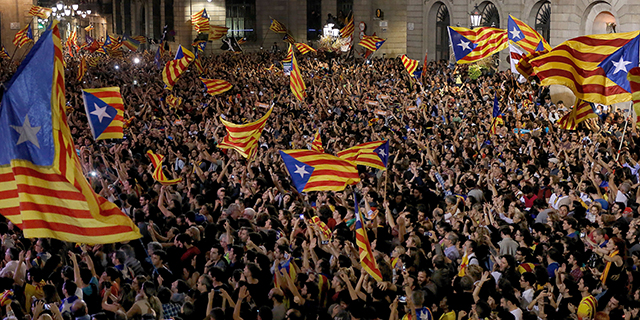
[321,240,329,245]
[299,214,304,220]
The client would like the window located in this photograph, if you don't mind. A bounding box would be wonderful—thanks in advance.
[164,0,174,41]
[435,3,449,62]
[307,0,321,40]
[337,0,352,22]
[226,0,256,41]
[535,1,551,42]
[480,2,499,27]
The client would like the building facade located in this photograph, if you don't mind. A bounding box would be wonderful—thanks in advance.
[1,0,639,60]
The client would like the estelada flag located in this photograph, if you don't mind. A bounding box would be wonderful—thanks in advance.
[82,87,125,140]
[0,22,140,243]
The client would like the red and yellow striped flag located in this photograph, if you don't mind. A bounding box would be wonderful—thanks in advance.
[282,43,294,62]
[508,15,551,54]
[558,98,598,130]
[87,56,100,67]
[358,35,385,52]
[400,54,419,75]
[209,26,229,40]
[448,26,508,64]
[0,46,9,60]
[310,129,324,153]
[628,67,640,128]
[310,216,331,240]
[529,31,640,105]
[294,43,316,55]
[354,192,382,281]
[489,115,504,135]
[0,22,140,243]
[28,5,52,18]
[76,57,86,82]
[162,45,194,90]
[166,94,182,110]
[82,87,125,140]
[200,78,232,96]
[147,151,182,185]
[279,150,360,193]
[515,50,548,79]
[84,25,94,32]
[290,45,306,101]
[13,24,33,48]
[193,55,204,75]
[131,36,146,43]
[270,19,287,33]
[340,13,354,38]
[192,9,210,34]
[218,107,273,159]
[337,141,389,170]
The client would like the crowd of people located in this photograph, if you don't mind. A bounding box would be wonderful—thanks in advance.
[0,40,638,320]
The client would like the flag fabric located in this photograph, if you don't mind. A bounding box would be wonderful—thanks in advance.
[192,9,210,34]
[354,192,383,281]
[309,216,331,240]
[290,47,307,101]
[107,49,124,59]
[218,107,273,159]
[147,151,182,185]
[131,36,146,43]
[87,56,100,67]
[558,98,598,130]
[155,47,162,69]
[209,26,229,40]
[270,19,287,33]
[310,129,324,153]
[162,45,195,90]
[279,150,360,193]
[340,13,354,38]
[28,6,52,19]
[490,94,503,135]
[628,67,640,127]
[0,22,140,243]
[121,35,140,51]
[448,26,508,64]
[0,46,9,60]
[66,30,78,50]
[509,42,527,83]
[337,141,389,170]
[200,78,232,96]
[13,24,33,48]
[282,43,294,62]
[84,25,94,32]
[103,35,122,51]
[76,57,86,82]
[166,94,182,110]
[358,35,385,52]
[507,15,551,54]
[458,252,469,277]
[82,87,125,140]
[193,54,204,75]
[283,33,295,44]
[400,54,419,77]
[294,43,316,55]
[193,40,206,52]
[515,50,547,79]
[276,258,297,287]
[529,31,640,105]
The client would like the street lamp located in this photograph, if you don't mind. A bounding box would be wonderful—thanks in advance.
[56,2,63,10]
[86,9,91,14]
[71,4,78,10]
[470,4,482,28]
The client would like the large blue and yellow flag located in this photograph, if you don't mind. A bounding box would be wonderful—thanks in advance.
[448,26,508,64]
[0,21,140,243]
[530,31,640,105]
[82,87,125,140]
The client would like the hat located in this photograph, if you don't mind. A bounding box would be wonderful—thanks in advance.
[624,207,633,214]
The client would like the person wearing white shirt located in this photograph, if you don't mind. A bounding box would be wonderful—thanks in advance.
[519,272,536,307]
[0,248,26,279]
[501,294,524,320]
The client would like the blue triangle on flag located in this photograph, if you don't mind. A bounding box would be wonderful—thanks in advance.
[597,35,640,92]
[535,40,545,52]
[448,27,477,62]
[83,92,118,139]
[279,151,314,193]
[507,16,523,42]
[373,141,389,167]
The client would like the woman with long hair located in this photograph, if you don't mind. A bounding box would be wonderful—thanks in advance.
[592,236,627,291]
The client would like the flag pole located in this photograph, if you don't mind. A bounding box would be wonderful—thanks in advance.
[615,103,633,162]
[15,42,34,63]
[260,17,273,49]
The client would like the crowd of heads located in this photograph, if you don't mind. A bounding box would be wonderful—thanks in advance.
[0,42,639,320]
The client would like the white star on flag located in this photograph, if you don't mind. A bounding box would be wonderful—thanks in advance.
[11,115,41,148]
[90,103,112,123]
[457,40,471,51]
[377,149,386,157]
[509,27,521,40]
[294,164,309,178]
[611,56,632,74]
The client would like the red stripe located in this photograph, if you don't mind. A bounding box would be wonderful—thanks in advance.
[535,70,627,96]
[532,56,608,77]
[456,28,505,42]
[224,120,268,133]
[17,184,86,201]
[535,45,610,63]
[23,219,136,236]
[18,202,93,219]
[310,169,359,177]
[304,180,355,189]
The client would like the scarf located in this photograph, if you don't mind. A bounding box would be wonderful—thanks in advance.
[600,250,619,285]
